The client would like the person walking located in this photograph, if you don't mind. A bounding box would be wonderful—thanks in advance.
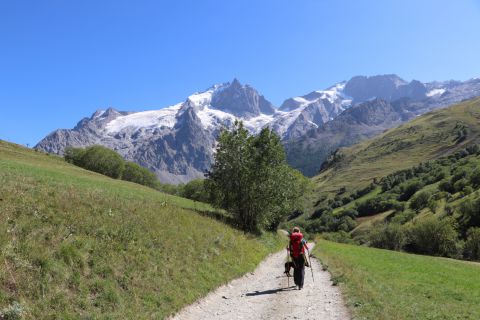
[288,227,309,290]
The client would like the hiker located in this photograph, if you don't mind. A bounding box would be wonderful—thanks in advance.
[286,227,309,290]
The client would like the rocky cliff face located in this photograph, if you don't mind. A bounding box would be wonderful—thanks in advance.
[284,76,480,176]
[35,75,480,183]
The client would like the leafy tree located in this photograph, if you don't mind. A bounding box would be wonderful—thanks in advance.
[206,121,310,232]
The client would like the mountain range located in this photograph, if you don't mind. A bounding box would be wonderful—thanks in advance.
[35,75,480,183]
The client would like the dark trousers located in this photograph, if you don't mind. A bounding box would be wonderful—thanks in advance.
[292,256,305,288]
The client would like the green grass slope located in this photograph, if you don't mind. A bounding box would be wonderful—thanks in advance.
[0,140,283,319]
[313,97,480,199]
[315,240,480,320]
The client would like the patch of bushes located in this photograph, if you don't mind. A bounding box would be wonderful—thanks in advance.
[406,217,459,257]
[64,146,162,190]
[464,227,480,261]
[397,179,424,201]
[409,191,431,212]
[368,223,406,251]
[356,196,403,217]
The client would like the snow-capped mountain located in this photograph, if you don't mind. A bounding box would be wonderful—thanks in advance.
[35,75,480,183]
[284,75,480,176]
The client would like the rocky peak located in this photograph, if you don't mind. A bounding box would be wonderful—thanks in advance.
[210,78,276,118]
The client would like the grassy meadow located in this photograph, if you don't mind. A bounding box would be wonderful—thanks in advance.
[315,240,480,320]
[0,140,283,319]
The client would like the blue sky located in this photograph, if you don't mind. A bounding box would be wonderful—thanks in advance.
[1,0,480,146]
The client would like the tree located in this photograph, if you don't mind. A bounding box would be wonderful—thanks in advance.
[206,121,310,232]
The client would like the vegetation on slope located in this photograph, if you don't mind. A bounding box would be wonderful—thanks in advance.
[315,240,480,320]
[313,97,480,198]
[0,140,283,319]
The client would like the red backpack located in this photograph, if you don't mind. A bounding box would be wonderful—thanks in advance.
[289,232,306,258]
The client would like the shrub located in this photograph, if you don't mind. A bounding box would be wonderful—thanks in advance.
[356,196,401,217]
[439,179,455,193]
[453,178,469,193]
[464,227,480,260]
[398,180,424,201]
[180,179,209,203]
[64,147,86,166]
[321,231,355,244]
[407,217,458,257]
[470,169,480,187]
[81,145,125,179]
[390,210,417,224]
[458,198,480,234]
[368,223,406,251]
[122,161,159,188]
[409,191,431,212]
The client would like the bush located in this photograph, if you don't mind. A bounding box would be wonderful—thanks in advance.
[64,147,86,166]
[439,179,455,193]
[458,198,480,234]
[368,223,406,251]
[122,161,159,188]
[356,196,401,217]
[453,178,469,193]
[398,180,424,201]
[409,191,431,212]
[407,217,458,257]
[464,227,480,261]
[390,210,416,224]
[470,169,480,187]
[80,145,125,179]
[321,231,355,244]
[180,179,209,203]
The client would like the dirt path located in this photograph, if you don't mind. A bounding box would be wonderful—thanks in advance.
[170,244,350,320]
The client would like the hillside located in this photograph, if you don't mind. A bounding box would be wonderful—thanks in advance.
[312,97,480,200]
[315,240,480,319]
[291,98,480,263]
[0,140,282,319]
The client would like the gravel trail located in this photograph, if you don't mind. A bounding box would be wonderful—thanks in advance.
[170,244,350,320]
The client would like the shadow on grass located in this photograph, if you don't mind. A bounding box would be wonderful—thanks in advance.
[195,209,242,230]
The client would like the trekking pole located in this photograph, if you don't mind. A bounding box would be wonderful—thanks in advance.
[307,248,315,283]
[286,248,290,288]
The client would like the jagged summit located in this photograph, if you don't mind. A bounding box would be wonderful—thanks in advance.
[35,74,480,183]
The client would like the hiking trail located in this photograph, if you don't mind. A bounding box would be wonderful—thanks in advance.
[170,243,350,320]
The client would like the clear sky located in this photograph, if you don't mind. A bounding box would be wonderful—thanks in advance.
[1,0,480,146]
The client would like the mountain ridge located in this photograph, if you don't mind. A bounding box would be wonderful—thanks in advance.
[35,75,480,183]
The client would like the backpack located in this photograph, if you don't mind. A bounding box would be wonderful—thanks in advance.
[289,232,306,258]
